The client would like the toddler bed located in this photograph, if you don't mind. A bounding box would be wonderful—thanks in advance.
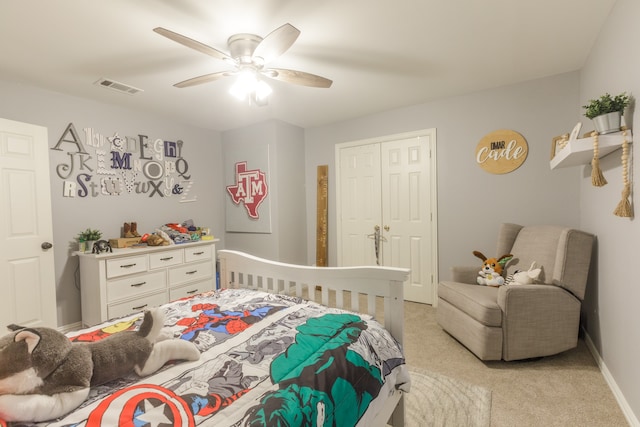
[19,250,411,427]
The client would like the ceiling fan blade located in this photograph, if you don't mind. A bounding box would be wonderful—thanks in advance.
[253,23,300,64]
[265,68,332,88]
[174,71,234,88]
[153,27,233,63]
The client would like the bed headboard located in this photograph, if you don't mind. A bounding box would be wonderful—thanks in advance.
[217,250,410,345]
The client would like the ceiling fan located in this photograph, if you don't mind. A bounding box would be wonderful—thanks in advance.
[153,23,333,91]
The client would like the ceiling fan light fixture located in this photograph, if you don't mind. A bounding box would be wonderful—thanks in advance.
[229,68,272,105]
[255,79,272,100]
[229,69,257,101]
[155,23,331,95]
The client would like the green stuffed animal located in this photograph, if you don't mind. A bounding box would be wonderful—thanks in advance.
[0,309,200,422]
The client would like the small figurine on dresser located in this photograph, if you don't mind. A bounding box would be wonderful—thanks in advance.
[91,239,113,253]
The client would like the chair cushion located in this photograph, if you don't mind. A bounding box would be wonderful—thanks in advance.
[506,225,562,284]
[438,281,502,327]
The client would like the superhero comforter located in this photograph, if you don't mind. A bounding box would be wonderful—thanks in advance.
[29,288,410,426]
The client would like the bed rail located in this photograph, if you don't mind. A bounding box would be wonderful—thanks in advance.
[217,250,410,345]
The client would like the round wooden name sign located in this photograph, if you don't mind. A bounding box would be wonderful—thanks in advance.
[475,129,528,174]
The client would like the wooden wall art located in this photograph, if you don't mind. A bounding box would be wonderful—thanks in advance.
[316,165,328,267]
[475,129,528,174]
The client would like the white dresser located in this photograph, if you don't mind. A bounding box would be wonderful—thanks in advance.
[76,240,218,327]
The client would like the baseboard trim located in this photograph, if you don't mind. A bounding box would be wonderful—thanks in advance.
[582,327,639,426]
[58,321,82,334]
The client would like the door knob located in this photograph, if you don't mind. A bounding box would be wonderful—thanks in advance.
[384,225,390,232]
[41,242,53,249]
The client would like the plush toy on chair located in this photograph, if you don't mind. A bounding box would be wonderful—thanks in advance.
[473,251,513,286]
[505,261,543,285]
[0,309,200,423]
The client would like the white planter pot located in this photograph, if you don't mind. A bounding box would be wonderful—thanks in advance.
[592,111,622,134]
[85,240,96,253]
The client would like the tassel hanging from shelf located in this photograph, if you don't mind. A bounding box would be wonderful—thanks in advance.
[613,129,633,218]
[590,131,608,187]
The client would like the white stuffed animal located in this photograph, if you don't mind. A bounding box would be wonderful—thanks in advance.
[506,261,542,285]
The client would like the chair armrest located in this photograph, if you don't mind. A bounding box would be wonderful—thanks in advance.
[497,284,582,360]
[497,284,576,313]
[450,266,479,283]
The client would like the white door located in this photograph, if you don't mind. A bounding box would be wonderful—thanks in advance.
[336,130,437,304]
[0,118,57,329]
[338,143,381,266]
[380,136,434,303]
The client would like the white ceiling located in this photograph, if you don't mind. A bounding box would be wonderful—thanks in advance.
[0,0,616,132]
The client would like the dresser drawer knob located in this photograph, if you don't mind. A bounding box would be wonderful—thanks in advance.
[160,257,173,261]
[131,282,146,287]
[186,270,198,275]
[132,303,148,311]
[193,251,204,256]
[187,289,198,294]
[121,263,137,268]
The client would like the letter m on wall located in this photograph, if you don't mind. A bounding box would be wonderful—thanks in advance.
[111,152,132,170]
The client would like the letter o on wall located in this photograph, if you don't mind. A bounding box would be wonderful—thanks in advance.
[143,161,164,180]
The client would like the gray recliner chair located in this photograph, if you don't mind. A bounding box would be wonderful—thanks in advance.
[436,223,595,361]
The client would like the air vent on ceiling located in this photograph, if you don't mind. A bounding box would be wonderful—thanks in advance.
[94,78,143,95]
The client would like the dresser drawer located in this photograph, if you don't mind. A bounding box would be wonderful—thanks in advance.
[106,255,148,278]
[184,245,213,263]
[107,291,167,320]
[169,279,213,301]
[169,261,213,287]
[149,249,183,269]
[106,271,166,303]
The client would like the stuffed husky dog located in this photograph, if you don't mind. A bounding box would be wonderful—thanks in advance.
[0,308,199,422]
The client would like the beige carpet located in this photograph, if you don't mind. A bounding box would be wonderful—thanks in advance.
[403,301,629,426]
[406,367,491,427]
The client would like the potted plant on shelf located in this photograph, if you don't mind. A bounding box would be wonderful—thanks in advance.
[582,92,630,134]
[78,228,102,253]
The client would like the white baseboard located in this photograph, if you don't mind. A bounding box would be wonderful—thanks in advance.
[58,321,82,334]
[583,327,639,426]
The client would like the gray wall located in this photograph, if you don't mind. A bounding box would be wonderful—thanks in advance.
[304,72,582,279]
[0,80,224,327]
[222,120,307,264]
[579,0,640,421]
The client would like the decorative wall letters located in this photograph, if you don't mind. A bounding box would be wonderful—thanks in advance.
[51,122,197,202]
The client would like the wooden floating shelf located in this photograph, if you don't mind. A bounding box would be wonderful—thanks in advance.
[550,130,633,170]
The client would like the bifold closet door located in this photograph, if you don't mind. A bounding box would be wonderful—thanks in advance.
[338,142,382,267]
[337,132,435,304]
[380,136,433,304]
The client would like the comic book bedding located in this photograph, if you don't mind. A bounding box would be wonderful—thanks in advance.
[24,288,410,427]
